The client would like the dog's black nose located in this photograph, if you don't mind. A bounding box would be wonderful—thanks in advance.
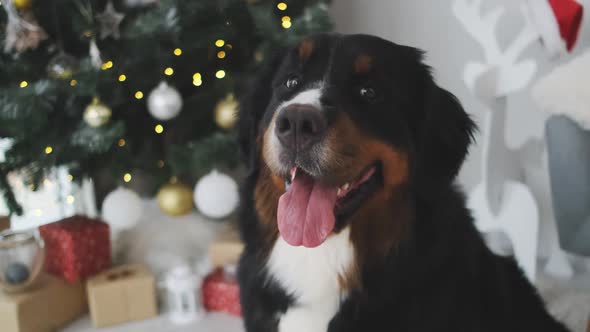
[275,104,327,150]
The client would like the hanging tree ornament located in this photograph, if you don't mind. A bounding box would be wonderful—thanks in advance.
[47,52,79,79]
[102,187,142,230]
[13,0,33,11]
[157,178,194,216]
[214,94,239,129]
[147,81,183,121]
[89,39,103,69]
[3,2,48,53]
[96,1,125,40]
[193,170,239,219]
[84,97,112,127]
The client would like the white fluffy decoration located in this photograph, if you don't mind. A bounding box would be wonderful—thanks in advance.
[532,49,590,130]
[194,170,239,219]
[147,81,183,121]
[102,187,142,230]
[118,200,220,278]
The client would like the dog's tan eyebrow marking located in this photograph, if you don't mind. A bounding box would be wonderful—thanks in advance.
[298,39,314,61]
[354,54,373,74]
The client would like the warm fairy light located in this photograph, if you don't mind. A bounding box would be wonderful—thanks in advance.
[164,67,174,76]
[215,70,226,79]
[135,91,144,99]
[155,124,164,134]
[282,16,291,22]
[282,20,292,29]
[44,146,53,154]
[33,209,43,216]
[193,72,203,86]
[66,195,75,204]
[157,160,165,168]
[118,138,126,147]
[101,60,113,70]
[123,173,132,182]
[70,79,77,86]
[20,81,28,88]
[43,178,53,186]
[215,39,225,47]
[68,174,73,181]
[217,51,226,59]
[173,48,182,56]
[118,74,127,82]
[277,2,287,10]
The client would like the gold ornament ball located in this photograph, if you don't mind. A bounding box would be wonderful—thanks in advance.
[215,94,239,129]
[14,0,33,10]
[157,180,194,216]
[84,97,112,127]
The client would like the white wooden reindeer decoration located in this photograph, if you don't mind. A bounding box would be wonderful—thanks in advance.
[452,0,543,281]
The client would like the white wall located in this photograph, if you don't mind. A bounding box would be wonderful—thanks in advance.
[330,0,590,190]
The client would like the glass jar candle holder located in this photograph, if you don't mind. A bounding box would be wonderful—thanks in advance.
[0,229,45,293]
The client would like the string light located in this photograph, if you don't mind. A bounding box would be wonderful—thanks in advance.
[277,2,287,10]
[217,51,226,59]
[215,70,226,79]
[43,178,53,186]
[157,160,165,168]
[193,72,203,86]
[282,16,291,22]
[66,195,75,204]
[155,124,164,134]
[123,173,132,182]
[19,81,28,88]
[282,20,292,29]
[135,91,144,99]
[164,67,174,76]
[118,74,127,82]
[118,138,126,147]
[70,79,77,86]
[215,39,225,47]
[68,174,74,182]
[44,146,53,154]
[173,48,182,56]
[101,60,114,70]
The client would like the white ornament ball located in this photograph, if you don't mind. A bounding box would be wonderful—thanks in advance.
[102,187,142,230]
[194,170,239,219]
[147,81,183,121]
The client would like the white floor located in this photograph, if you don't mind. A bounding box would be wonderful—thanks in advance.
[63,313,244,332]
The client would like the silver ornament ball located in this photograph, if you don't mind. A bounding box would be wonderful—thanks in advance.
[147,82,183,121]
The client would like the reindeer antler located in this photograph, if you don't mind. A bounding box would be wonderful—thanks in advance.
[453,0,539,98]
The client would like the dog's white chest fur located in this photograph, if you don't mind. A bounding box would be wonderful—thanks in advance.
[267,227,355,332]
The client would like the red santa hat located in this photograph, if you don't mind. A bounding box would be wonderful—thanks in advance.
[527,0,584,58]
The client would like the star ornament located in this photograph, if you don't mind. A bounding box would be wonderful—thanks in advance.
[96,2,125,40]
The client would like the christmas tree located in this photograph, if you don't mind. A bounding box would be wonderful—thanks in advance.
[0,0,332,215]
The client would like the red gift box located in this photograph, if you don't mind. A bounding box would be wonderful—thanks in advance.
[202,267,242,316]
[39,215,111,283]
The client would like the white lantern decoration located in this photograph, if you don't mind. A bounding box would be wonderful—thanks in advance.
[163,265,203,324]
[193,170,239,219]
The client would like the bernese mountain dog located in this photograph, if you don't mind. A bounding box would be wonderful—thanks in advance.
[237,33,569,332]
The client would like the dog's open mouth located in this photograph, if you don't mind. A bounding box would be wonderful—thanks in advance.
[277,162,382,248]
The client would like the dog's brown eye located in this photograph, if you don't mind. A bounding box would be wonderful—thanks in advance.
[285,76,300,90]
[359,87,376,100]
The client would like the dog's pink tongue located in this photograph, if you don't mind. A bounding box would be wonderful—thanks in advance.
[277,172,337,248]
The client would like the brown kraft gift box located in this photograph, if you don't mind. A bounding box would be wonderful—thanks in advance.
[209,224,244,268]
[0,274,87,332]
[0,216,10,232]
[86,263,157,327]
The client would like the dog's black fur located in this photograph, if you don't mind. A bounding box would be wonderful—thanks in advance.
[237,33,569,332]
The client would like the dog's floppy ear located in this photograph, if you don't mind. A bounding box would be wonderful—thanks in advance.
[415,83,476,190]
[238,50,286,172]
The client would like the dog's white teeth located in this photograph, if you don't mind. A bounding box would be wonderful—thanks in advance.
[341,183,351,191]
[337,188,342,197]
[290,167,297,181]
